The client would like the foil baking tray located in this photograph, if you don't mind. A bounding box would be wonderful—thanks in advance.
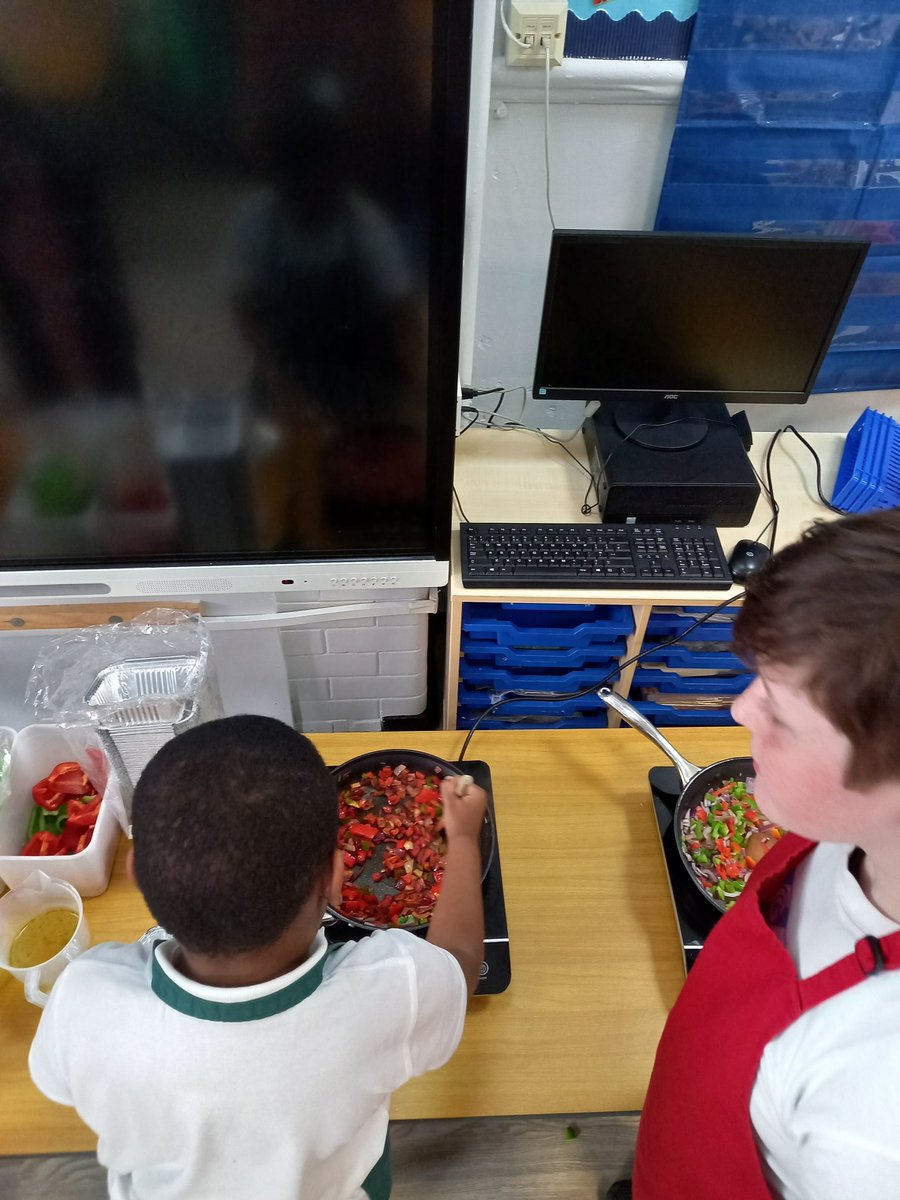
[84,657,200,727]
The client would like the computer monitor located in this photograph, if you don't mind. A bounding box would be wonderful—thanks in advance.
[0,1,471,604]
[532,230,869,451]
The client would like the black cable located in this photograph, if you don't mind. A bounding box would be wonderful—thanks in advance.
[759,424,849,551]
[781,424,847,514]
[452,486,470,524]
[458,590,745,759]
[486,391,506,429]
[759,430,782,551]
[456,405,481,437]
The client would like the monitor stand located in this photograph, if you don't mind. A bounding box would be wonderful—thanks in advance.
[582,402,760,527]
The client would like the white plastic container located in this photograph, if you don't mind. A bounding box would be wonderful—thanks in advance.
[0,726,120,897]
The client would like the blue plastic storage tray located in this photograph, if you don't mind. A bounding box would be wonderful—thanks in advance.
[459,663,620,694]
[457,686,607,715]
[462,603,634,650]
[832,408,900,513]
[631,668,753,695]
[635,644,745,672]
[631,701,737,727]
[457,705,609,730]
[644,619,736,644]
[460,639,628,670]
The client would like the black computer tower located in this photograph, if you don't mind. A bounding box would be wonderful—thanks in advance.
[583,406,760,526]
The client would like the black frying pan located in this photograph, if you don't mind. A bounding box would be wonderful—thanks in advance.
[327,749,495,932]
[598,689,755,915]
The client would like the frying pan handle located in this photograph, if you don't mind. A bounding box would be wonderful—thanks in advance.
[597,688,702,788]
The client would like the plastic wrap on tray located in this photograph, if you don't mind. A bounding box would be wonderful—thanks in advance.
[25,609,221,833]
[26,608,215,726]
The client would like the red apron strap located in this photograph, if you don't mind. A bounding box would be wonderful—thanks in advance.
[798,929,900,1009]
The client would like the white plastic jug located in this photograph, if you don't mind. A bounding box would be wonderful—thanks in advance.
[0,870,90,1007]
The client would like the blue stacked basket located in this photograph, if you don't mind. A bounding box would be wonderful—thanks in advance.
[831,409,900,514]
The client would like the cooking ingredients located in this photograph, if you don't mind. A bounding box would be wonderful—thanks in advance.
[21,762,102,856]
[8,908,79,968]
[681,778,784,907]
[338,763,446,927]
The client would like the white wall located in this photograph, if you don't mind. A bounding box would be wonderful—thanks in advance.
[461,17,900,434]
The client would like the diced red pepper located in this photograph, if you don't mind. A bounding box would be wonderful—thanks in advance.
[347,823,378,840]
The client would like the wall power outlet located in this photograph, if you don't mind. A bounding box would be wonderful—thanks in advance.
[504,1,568,68]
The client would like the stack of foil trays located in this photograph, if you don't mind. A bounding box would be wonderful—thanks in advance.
[84,657,210,820]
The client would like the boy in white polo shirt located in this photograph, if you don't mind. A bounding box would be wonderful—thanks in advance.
[29,715,486,1200]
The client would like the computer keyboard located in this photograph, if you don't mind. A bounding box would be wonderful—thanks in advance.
[460,522,733,589]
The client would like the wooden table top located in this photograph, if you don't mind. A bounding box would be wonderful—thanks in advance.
[0,725,750,1154]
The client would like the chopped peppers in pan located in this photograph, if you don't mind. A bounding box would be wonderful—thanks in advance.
[681,777,784,907]
[337,764,447,928]
[21,762,102,856]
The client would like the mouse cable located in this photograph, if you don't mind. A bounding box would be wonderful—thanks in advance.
[457,589,745,760]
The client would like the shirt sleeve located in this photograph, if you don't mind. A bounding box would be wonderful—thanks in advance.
[384,930,468,1077]
[791,1134,900,1200]
[751,973,900,1200]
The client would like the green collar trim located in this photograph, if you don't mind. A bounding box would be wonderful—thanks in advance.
[150,941,329,1023]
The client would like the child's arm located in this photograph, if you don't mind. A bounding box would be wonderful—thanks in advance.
[426,777,487,996]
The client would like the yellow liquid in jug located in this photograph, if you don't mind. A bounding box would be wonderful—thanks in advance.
[8,908,78,968]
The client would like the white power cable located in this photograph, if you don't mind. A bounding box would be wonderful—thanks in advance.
[498,0,530,47]
[499,1,557,227]
[544,43,556,228]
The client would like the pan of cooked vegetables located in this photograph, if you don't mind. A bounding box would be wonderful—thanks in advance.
[598,689,784,914]
[328,750,495,932]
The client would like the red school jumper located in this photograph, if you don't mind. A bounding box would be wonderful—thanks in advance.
[633,834,900,1200]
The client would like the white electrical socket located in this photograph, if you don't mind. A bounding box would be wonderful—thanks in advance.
[505,0,568,68]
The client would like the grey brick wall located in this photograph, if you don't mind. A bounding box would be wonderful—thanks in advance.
[278,590,432,732]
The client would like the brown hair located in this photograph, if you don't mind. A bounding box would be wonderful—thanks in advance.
[733,508,900,789]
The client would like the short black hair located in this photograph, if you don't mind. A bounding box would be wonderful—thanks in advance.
[131,715,338,956]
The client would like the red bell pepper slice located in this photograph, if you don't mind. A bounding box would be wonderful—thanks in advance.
[32,782,68,811]
[65,796,101,829]
[21,830,64,856]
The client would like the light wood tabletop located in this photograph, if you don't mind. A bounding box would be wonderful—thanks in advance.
[0,725,751,1155]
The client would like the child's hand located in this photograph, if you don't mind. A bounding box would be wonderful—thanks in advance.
[439,776,487,843]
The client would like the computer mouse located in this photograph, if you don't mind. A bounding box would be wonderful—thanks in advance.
[727,539,771,582]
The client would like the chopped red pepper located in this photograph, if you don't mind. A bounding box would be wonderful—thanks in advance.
[347,823,378,840]
[23,762,102,854]
[336,764,450,927]
[22,830,64,856]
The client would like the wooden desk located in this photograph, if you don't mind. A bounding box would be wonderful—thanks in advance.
[0,726,750,1154]
[445,428,843,725]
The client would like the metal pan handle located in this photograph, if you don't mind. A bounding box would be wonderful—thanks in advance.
[597,688,702,788]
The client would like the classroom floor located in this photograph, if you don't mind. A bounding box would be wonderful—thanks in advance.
[0,1113,639,1198]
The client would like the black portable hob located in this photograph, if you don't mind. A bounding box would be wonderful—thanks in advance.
[649,765,723,970]
[323,760,511,996]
